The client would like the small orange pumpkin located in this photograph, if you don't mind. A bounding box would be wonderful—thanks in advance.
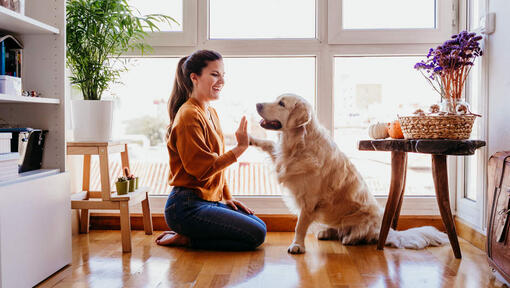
[388,120,404,139]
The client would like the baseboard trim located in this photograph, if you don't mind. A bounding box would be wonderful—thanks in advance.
[88,213,487,249]
[454,217,486,251]
[89,213,297,232]
[89,213,447,232]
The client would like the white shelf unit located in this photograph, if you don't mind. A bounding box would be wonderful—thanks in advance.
[0,93,60,104]
[0,168,60,186]
[0,6,59,34]
[0,1,71,288]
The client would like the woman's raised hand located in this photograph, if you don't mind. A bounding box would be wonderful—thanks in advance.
[231,116,249,159]
[235,116,249,147]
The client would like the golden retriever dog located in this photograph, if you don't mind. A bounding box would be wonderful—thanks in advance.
[250,93,448,254]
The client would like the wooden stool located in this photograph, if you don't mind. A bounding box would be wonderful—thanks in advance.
[358,139,486,259]
[68,142,153,253]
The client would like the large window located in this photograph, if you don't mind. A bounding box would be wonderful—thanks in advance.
[89,0,460,214]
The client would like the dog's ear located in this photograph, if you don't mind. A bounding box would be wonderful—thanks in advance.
[287,101,311,129]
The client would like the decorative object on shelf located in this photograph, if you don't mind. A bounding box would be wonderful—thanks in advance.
[368,122,389,139]
[66,0,178,142]
[388,120,404,139]
[401,30,484,140]
[11,0,24,14]
[0,0,12,10]
[0,34,23,78]
[21,90,41,97]
[115,176,128,195]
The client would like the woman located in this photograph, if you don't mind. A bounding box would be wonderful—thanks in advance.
[155,50,267,250]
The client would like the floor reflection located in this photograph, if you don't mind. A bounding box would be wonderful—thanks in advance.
[37,231,503,288]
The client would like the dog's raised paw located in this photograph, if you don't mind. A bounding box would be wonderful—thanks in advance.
[287,243,306,254]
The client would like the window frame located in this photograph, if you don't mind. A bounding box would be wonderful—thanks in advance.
[328,0,456,44]
[455,0,489,233]
[116,0,462,216]
[142,0,197,47]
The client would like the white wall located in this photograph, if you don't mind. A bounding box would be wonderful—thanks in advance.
[488,0,510,156]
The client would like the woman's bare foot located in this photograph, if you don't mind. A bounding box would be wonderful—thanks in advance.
[155,231,190,246]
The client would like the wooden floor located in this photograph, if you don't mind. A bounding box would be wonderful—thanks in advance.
[38,231,504,288]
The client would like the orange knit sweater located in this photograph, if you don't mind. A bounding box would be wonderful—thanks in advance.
[167,97,237,201]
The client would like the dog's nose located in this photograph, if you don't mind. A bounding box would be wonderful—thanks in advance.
[256,103,263,112]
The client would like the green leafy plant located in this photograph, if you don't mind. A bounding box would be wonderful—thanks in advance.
[66,0,178,100]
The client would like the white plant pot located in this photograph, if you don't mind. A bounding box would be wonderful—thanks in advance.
[71,100,113,142]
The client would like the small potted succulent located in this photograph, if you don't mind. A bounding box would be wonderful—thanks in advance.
[115,176,129,195]
[124,167,138,192]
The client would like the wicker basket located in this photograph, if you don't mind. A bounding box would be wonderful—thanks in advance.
[398,114,476,140]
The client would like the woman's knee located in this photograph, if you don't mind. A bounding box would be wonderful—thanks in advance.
[248,221,267,248]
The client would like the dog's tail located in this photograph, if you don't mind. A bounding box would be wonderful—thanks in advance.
[385,226,449,249]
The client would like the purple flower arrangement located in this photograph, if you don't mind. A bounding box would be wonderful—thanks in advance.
[414,31,483,114]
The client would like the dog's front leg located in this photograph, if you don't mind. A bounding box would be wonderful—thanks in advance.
[288,212,313,254]
[249,136,278,162]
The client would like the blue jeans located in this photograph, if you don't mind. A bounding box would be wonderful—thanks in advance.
[164,187,267,251]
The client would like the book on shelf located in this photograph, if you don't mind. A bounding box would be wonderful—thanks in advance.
[0,34,23,77]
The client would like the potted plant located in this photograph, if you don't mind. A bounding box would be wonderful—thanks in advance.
[400,30,483,139]
[66,0,177,141]
[123,166,137,192]
[115,176,128,195]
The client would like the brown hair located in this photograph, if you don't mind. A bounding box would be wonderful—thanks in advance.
[167,50,223,136]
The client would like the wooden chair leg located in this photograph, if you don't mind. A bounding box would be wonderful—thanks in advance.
[142,194,153,235]
[391,153,408,230]
[119,201,132,253]
[79,209,90,234]
[378,151,407,250]
[431,154,462,259]
[82,154,91,193]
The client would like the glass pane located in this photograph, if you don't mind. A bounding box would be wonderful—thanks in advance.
[101,58,178,196]
[127,0,182,32]
[218,57,316,195]
[469,0,481,30]
[209,0,315,39]
[99,57,315,196]
[334,57,438,196]
[342,0,436,29]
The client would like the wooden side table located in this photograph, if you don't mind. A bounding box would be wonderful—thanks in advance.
[358,139,486,259]
[68,141,153,253]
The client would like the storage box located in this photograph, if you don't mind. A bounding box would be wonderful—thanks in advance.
[0,75,22,96]
[0,152,19,182]
[0,133,11,153]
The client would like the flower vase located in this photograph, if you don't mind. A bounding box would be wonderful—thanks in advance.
[440,98,470,115]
